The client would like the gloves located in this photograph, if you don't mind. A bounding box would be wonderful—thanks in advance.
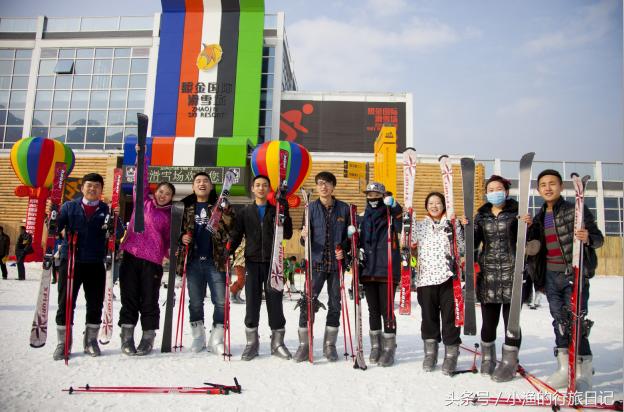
[219,197,230,210]
[383,195,396,207]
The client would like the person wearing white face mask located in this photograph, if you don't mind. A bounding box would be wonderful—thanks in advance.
[473,175,532,382]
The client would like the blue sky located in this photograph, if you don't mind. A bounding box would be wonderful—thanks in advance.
[2,0,622,162]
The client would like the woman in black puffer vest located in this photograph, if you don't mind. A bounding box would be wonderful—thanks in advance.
[473,175,528,383]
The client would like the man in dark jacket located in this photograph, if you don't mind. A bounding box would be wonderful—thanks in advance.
[53,173,110,361]
[229,174,293,361]
[15,226,33,280]
[0,226,11,279]
[529,169,603,392]
[293,171,350,363]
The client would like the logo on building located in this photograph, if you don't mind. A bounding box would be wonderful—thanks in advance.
[197,43,223,71]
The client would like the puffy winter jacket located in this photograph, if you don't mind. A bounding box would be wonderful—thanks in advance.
[121,159,172,265]
[528,197,603,289]
[175,192,235,274]
[229,202,293,264]
[301,198,351,272]
[57,197,109,263]
[473,199,518,304]
[358,203,402,284]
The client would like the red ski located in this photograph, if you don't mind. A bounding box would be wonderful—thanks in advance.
[439,155,464,327]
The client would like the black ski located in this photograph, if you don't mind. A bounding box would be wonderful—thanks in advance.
[161,201,184,353]
[506,152,535,340]
[460,157,476,336]
[134,113,148,233]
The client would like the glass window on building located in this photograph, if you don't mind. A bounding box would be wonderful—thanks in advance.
[31,47,148,149]
[0,48,32,148]
[604,196,623,236]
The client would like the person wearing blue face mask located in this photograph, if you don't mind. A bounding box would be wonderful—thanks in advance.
[473,175,531,382]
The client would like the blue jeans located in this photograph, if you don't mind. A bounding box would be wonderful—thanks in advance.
[186,258,225,326]
[298,270,342,328]
[544,270,591,356]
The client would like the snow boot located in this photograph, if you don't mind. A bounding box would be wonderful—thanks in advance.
[120,324,136,356]
[271,329,292,360]
[441,344,460,375]
[323,326,339,362]
[576,355,593,392]
[378,333,397,367]
[369,330,382,364]
[135,330,156,356]
[53,326,69,361]
[480,340,496,375]
[492,344,519,382]
[547,347,569,389]
[190,320,206,353]
[422,339,439,372]
[207,324,225,355]
[231,291,245,304]
[241,327,259,361]
[293,327,310,363]
[83,324,101,357]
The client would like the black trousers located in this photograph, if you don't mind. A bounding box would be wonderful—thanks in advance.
[0,258,7,278]
[480,302,521,348]
[16,252,26,280]
[118,252,164,330]
[244,261,286,330]
[416,277,461,346]
[55,259,106,326]
[363,281,397,334]
[298,270,342,328]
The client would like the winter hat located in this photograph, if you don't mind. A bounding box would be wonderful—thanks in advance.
[364,182,386,195]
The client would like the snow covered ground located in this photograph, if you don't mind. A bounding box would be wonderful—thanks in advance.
[0,263,622,411]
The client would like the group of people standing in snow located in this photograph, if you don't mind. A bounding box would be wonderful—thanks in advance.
[48,159,603,393]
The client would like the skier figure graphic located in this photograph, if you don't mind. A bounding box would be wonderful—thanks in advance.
[280,103,314,141]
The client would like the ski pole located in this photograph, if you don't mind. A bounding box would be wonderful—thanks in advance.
[223,242,232,361]
[385,206,395,330]
[64,232,77,366]
[174,234,191,351]
[452,343,479,376]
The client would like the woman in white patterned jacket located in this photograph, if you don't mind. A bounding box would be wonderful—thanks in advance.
[412,191,464,376]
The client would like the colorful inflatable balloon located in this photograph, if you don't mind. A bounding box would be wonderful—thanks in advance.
[250,141,312,197]
[10,137,75,188]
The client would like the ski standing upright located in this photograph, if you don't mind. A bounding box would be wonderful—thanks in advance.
[206,169,238,234]
[134,113,148,233]
[438,155,464,327]
[568,173,590,394]
[300,188,314,362]
[399,148,417,315]
[506,152,535,341]
[98,167,122,345]
[460,157,477,335]
[349,204,367,370]
[161,201,185,353]
[30,162,67,348]
[269,149,289,292]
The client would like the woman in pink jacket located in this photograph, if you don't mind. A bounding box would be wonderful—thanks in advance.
[118,151,174,356]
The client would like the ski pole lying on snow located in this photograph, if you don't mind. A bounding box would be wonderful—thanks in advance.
[459,345,623,411]
[64,378,242,395]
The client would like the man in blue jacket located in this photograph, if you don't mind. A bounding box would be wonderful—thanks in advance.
[293,172,351,363]
[53,173,110,360]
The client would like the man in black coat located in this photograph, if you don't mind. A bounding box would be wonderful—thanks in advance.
[528,169,603,392]
[229,175,293,361]
[0,226,10,279]
[15,226,33,280]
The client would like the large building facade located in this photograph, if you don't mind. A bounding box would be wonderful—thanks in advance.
[0,3,621,273]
